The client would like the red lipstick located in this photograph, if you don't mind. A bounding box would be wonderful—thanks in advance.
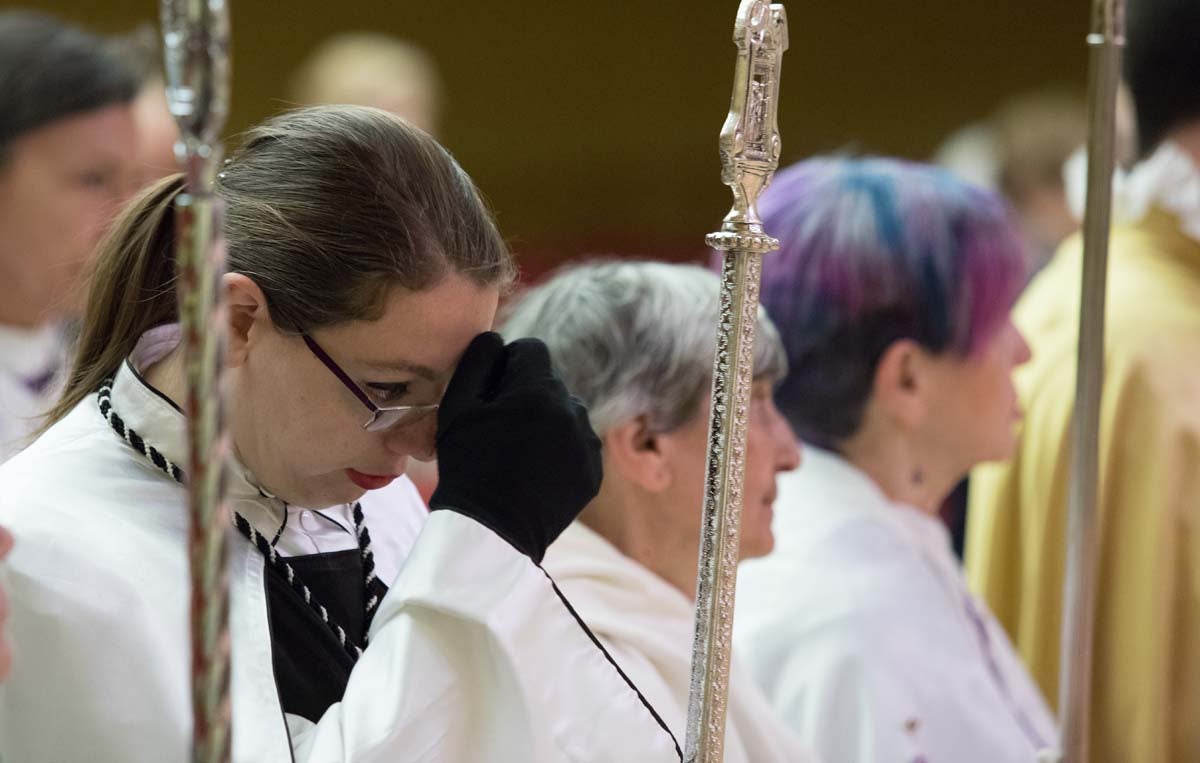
[345,469,397,491]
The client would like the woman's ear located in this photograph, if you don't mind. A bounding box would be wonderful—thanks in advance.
[871,338,932,430]
[224,273,271,369]
[603,415,672,493]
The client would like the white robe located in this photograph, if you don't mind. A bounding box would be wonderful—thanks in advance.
[543,521,819,763]
[734,447,1059,763]
[0,357,682,762]
[0,321,66,463]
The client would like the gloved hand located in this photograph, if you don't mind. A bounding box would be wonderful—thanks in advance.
[430,332,602,563]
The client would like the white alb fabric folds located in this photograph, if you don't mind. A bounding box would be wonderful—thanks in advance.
[0,358,681,762]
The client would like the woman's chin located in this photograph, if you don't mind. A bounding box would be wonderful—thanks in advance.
[977,436,1020,467]
[738,531,775,561]
[284,476,366,510]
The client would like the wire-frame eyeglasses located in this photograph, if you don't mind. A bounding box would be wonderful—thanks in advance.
[300,333,439,433]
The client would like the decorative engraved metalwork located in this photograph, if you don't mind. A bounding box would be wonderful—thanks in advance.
[162,0,230,178]
[684,3,787,762]
[1058,2,1124,762]
[160,1,233,761]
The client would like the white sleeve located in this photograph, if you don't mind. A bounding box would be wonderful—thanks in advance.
[0,518,192,763]
[289,510,682,763]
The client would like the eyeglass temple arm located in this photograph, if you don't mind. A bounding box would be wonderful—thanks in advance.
[300,333,379,413]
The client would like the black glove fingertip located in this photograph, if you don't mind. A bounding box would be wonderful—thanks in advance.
[438,331,506,436]
[500,338,555,381]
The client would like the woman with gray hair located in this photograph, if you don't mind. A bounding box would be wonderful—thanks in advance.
[503,260,816,763]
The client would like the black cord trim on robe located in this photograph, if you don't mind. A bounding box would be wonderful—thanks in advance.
[96,376,375,662]
[125,357,185,414]
[537,564,685,762]
[99,376,682,757]
[269,503,289,546]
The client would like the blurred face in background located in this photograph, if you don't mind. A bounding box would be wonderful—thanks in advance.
[132,79,182,186]
[0,103,140,326]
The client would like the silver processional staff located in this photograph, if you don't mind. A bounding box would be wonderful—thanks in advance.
[684,2,787,762]
[1058,0,1124,762]
[160,1,233,761]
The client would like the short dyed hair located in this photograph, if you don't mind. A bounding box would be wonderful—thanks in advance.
[501,260,786,436]
[752,157,1027,449]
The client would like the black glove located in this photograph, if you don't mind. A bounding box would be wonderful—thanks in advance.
[430,332,603,563]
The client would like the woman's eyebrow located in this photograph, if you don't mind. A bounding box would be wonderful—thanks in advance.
[362,359,439,381]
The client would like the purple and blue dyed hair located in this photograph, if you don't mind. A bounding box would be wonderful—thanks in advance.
[741,156,1027,448]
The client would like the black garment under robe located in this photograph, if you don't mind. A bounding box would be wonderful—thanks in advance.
[265,548,389,723]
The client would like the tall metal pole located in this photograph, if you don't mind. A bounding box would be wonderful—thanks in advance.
[160,2,233,761]
[1059,1,1124,762]
[684,3,787,762]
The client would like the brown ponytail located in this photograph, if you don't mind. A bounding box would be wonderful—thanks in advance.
[40,105,514,433]
[40,174,184,430]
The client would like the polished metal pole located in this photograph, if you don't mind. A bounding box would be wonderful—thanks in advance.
[1059,2,1124,762]
[684,3,787,761]
[160,2,233,761]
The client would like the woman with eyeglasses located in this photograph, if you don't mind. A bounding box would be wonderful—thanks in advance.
[0,105,681,762]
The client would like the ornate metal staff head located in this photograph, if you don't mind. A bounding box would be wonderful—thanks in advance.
[161,0,231,183]
[713,0,788,234]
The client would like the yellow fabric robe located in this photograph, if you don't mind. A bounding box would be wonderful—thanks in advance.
[966,207,1200,763]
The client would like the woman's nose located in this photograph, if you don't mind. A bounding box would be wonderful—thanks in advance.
[1014,328,1033,366]
[771,411,801,471]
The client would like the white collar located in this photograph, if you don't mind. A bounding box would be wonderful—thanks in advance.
[548,521,694,618]
[111,325,288,539]
[1065,140,1200,242]
[774,446,972,630]
[777,445,956,569]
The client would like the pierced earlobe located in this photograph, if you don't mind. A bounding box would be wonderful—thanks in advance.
[899,354,919,391]
[912,466,924,486]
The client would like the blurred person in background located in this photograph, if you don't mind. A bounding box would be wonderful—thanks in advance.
[289,32,442,136]
[503,260,815,763]
[119,23,182,186]
[967,1,1200,760]
[0,11,141,461]
[734,157,1058,763]
[936,88,1088,275]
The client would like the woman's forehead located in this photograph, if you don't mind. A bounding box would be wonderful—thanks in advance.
[19,104,138,162]
[322,276,499,374]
